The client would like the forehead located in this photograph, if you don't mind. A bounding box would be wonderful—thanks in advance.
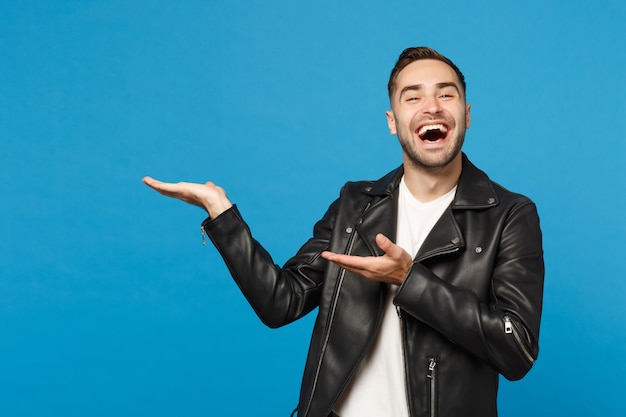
[395,59,461,91]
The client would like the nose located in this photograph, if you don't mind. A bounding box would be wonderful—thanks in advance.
[422,94,442,115]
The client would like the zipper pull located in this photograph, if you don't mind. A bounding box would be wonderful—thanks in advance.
[504,316,513,334]
[427,357,437,378]
[396,305,402,318]
[200,226,207,246]
[503,314,535,363]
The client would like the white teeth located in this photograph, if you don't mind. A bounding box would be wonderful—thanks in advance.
[417,124,448,137]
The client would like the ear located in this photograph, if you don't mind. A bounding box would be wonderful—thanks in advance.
[465,103,471,129]
[385,110,397,135]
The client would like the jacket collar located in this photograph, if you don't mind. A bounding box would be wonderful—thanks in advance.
[362,153,499,210]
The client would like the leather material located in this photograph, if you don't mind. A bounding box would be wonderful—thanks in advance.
[204,154,544,417]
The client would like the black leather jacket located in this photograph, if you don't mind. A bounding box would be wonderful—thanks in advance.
[203,154,544,417]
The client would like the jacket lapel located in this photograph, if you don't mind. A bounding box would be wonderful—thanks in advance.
[353,154,498,264]
[354,167,403,256]
[414,208,464,262]
[354,194,398,256]
[415,154,498,262]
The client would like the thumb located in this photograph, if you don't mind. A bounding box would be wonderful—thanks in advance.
[376,233,403,258]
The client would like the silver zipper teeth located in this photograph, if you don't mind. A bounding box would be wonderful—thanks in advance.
[504,315,534,364]
[304,202,372,416]
[396,308,413,417]
[427,357,437,417]
[200,226,207,246]
[302,229,358,417]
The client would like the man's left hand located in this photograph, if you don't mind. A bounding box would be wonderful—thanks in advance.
[321,234,413,285]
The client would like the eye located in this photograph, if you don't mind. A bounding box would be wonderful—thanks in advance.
[405,96,420,102]
[438,88,458,100]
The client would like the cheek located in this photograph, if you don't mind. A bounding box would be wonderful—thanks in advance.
[396,113,416,133]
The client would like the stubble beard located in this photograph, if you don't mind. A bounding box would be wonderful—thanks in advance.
[399,125,466,173]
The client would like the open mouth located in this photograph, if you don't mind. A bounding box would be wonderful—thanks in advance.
[417,124,449,142]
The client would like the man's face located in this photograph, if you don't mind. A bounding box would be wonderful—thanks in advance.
[386,59,471,171]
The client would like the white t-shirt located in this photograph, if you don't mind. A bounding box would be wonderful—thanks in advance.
[333,177,456,417]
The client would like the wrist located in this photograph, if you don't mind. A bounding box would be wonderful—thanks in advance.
[205,200,233,219]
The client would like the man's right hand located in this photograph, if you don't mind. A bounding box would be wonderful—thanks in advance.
[142,176,233,218]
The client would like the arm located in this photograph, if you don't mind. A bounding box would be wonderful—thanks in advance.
[143,176,334,328]
[202,205,334,328]
[395,201,544,380]
[323,200,544,380]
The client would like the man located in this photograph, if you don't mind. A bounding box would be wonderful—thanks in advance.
[143,47,544,417]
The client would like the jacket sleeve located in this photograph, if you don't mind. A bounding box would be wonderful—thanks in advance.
[202,203,335,329]
[394,200,544,381]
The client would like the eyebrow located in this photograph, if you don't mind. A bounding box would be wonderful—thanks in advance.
[398,82,461,98]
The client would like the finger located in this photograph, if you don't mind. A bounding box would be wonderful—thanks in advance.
[142,176,159,186]
[321,251,345,262]
[152,181,187,195]
[322,251,372,270]
[321,251,358,264]
[142,176,173,192]
[143,179,190,201]
[375,233,405,259]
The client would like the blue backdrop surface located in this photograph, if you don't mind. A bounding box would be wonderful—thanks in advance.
[1,1,624,416]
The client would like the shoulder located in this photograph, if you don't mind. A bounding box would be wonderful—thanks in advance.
[457,154,537,211]
[490,180,534,206]
[339,166,404,198]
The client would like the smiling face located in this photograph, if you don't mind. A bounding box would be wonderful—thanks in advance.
[386,59,471,172]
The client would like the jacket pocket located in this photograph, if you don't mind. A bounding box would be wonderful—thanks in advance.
[426,357,438,417]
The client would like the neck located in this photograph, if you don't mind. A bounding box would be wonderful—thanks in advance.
[402,153,462,202]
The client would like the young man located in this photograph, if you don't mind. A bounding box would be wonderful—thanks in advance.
[143,47,544,417]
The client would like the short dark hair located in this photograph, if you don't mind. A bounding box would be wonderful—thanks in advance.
[387,46,466,99]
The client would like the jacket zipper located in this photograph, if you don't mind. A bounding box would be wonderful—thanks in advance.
[301,227,359,417]
[426,357,438,417]
[414,246,460,264]
[503,315,534,364]
[396,307,414,417]
[200,225,207,246]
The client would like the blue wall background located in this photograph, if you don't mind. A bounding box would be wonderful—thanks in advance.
[1,1,624,415]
